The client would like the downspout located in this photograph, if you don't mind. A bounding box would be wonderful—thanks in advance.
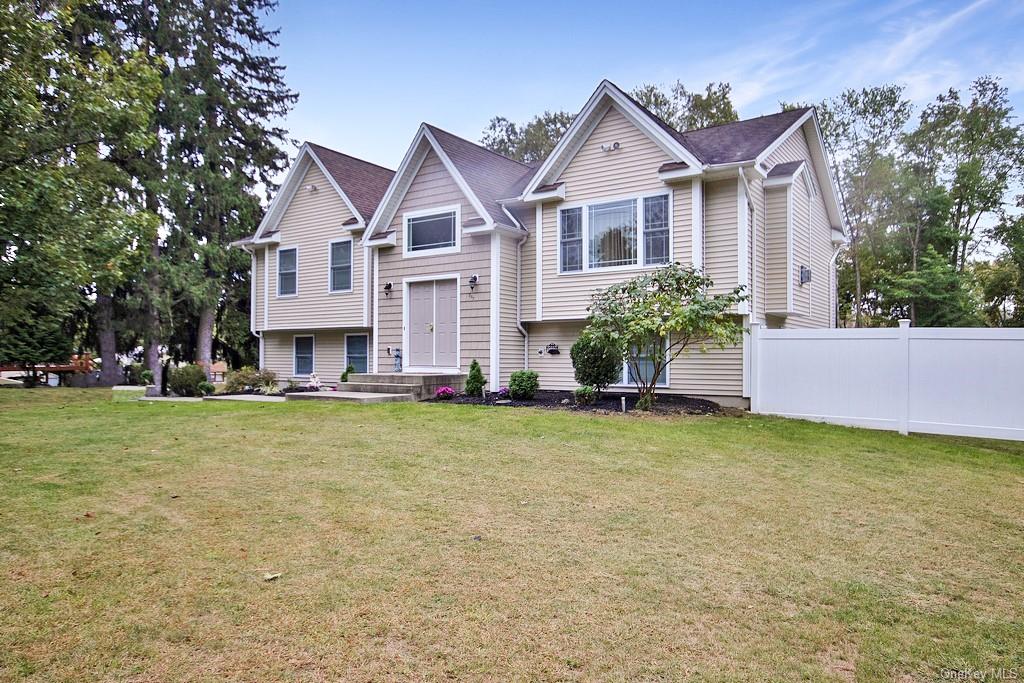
[516,230,529,368]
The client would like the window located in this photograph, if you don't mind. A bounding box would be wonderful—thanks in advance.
[559,207,583,272]
[329,240,352,292]
[589,199,636,268]
[294,335,314,376]
[407,210,456,253]
[278,248,297,296]
[345,334,368,374]
[622,341,668,387]
[644,195,670,266]
[558,193,670,273]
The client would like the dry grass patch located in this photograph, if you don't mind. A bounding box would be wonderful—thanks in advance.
[0,388,1022,681]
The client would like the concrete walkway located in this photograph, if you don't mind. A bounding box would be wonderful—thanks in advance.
[138,396,203,403]
[203,394,286,403]
[285,390,414,404]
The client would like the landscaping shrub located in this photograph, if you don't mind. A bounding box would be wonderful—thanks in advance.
[435,386,455,400]
[340,364,355,383]
[127,363,148,385]
[257,381,282,396]
[574,386,596,405]
[464,359,486,396]
[140,369,154,385]
[496,386,511,400]
[197,381,216,396]
[571,333,621,397]
[168,364,208,397]
[508,370,539,400]
[225,366,277,393]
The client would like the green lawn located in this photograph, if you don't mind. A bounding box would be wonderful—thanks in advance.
[1,389,1022,682]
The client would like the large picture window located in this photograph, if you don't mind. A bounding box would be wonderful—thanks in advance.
[294,335,314,376]
[406,210,456,253]
[278,248,297,296]
[589,199,637,268]
[558,193,670,273]
[329,240,352,292]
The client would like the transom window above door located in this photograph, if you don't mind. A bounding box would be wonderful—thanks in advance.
[559,193,671,273]
[404,205,460,257]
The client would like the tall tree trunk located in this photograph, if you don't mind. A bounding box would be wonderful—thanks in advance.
[853,241,863,328]
[95,293,122,386]
[196,304,215,378]
[144,188,163,391]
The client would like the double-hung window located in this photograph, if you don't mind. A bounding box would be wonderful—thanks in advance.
[278,248,297,296]
[624,342,668,387]
[329,240,352,292]
[406,208,457,254]
[294,335,314,376]
[345,334,368,374]
[558,193,671,273]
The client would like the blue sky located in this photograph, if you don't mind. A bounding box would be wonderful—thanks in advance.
[273,0,1024,169]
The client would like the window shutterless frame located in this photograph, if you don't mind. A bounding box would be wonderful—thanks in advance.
[277,247,298,297]
[327,238,353,293]
[344,333,369,374]
[293,334,314,376]
[612,337,670,388]
[402,204,461,258]
[557,190,672,274]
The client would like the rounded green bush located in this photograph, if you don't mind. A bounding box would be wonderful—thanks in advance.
[508,370,539,400]
[168,364,208,397]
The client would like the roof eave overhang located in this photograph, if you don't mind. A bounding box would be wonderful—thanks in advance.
[521,184,566,203]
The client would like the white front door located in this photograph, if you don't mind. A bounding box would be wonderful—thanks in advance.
[406,279,458,369]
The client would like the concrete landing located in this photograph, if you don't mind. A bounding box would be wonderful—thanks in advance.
[203,394,286,403]
[284,390,414,404]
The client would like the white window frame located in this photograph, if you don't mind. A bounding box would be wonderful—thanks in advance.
[344,333,369,374]
[293,334,315,377]
[277,246,298,298]
[611,337,670,388]
[557,190,673,275]
[402,204,461,258]
[327,237,354,294]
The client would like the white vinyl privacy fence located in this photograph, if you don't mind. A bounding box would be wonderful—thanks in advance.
[749,322,1024,441]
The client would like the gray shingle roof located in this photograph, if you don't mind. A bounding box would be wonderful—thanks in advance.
[306,142,395,222]
[610,81,811,165]
[766,160,805,177]
[424,124,534,228]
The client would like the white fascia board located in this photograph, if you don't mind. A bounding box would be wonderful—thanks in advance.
[363,125,494,245]
[658,166,703,182]
[520,81,705,198]
[754,109,814,167]
[522,184,566,203]
[364,232,397,247]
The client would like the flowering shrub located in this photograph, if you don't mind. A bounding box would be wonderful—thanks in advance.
[496,386,511,399]
[306,372,322,391]
[435,386,456,400]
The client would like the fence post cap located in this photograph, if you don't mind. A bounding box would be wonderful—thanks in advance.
[898,319,911,328]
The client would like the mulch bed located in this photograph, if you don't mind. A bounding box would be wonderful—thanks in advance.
[429,390,721,415]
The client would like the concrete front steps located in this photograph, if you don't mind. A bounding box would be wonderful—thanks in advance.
[287,373,466,404]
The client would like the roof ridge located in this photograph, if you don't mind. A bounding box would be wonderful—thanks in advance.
[305,141,395,174]
[680,106,812,136]
[423,123,534,170]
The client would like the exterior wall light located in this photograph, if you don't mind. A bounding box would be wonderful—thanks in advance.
[468,274,479,290]
[383,281,393,297]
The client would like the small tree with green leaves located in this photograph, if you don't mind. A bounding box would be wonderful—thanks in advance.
[583,264,746,410]
[465,359,486,396]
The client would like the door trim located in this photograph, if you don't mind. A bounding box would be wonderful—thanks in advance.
[402,273,461,373]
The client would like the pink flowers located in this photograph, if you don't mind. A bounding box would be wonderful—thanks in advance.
[435,386,456,400]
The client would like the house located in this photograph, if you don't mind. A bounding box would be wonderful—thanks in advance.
[233,80,845,407]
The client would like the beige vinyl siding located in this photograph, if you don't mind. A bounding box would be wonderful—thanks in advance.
[375,148,492,377]
[765,127,836,329]
[703,179,738,296]
[539,105,691,320]
[498,234,526,383]
[764,187,789,313]
[261,329,369,385]
[263,163,365,331]
[521,208,537,322]
[748,174,767,323]
[525,321,743,398]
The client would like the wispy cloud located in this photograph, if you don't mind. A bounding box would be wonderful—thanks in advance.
[879,0,993,72]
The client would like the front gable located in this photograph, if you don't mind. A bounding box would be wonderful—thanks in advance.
[555,104,674,202]
[275,163,357,242]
